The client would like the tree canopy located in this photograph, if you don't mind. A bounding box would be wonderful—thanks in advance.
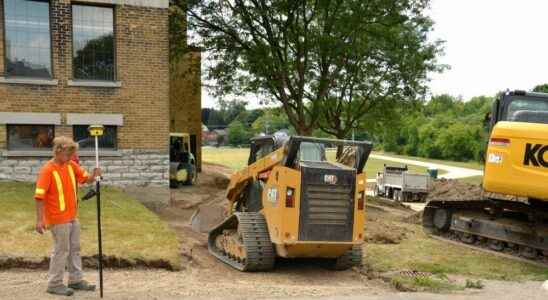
[189,0,444,136]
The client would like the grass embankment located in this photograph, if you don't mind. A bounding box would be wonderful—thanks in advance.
[364,224,548,281]
[364,197,548,289]
[0,181,180,269]
[202,147,436,178]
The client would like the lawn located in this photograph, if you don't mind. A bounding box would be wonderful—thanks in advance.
[0,181,181,269]
[203,147,434,179]
[364,221,548,282]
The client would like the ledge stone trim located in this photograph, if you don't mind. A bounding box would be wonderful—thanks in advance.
[0,77,58,86]
[0,112,61,125]
[67,80,122,88]
[75,0,168,8]
[67,113,124,126]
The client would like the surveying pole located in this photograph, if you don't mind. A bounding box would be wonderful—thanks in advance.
[88,125,104,298]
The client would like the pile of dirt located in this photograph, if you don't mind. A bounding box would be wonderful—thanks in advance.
[426,179,483,202]
[365,217,412,244]
[365,204,414,244]
[402,211,423,225]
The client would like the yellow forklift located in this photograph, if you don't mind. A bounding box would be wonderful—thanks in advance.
[170,133,197,187]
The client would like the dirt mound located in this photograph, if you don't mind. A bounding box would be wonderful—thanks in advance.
[402,211,423,225]
[365,217,411,244]
[426,179,483,202]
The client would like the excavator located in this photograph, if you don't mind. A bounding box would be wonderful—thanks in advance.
[423,90,548,262]
[208,134,373,271]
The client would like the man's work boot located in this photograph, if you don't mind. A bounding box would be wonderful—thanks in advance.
[47,285,74,296]
[68,280,96,291]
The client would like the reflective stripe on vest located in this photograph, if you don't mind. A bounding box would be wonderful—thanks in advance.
[68,165,77,201]
[52,171,66,212]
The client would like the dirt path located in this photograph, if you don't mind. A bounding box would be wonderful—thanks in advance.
[1,269,546,300]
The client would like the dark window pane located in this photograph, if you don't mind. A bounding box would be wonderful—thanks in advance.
[73,125,117,150]
[4,0,52,78]
[72,5,114,81]
[7,125,54,150]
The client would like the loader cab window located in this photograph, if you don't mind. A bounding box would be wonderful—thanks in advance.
[298,142,326,162]
[504,97,548,124]
[248,139,275,165]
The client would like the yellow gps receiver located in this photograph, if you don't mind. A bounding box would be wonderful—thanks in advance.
[88,125,104,137]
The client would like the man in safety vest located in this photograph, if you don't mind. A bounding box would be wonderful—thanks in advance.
[34,136,101,296]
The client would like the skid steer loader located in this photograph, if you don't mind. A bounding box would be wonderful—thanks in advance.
[208,135,373,271]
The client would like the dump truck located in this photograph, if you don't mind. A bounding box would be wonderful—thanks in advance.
[208,135,373,271]
[423,90,548,262]
[374,165,430,202]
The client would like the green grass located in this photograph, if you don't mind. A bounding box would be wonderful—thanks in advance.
[203,147,437,179]
[0,181,181,268]
[364,222,548,281]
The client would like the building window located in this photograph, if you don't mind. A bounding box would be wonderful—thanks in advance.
[72,5,115,81]
[7,125,54,150]
[73,125,117,150]
[3,0,52,78]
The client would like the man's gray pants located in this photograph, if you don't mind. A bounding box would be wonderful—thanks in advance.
[48,220,83,288]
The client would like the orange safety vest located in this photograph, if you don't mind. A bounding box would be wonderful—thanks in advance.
[34,160,89,225]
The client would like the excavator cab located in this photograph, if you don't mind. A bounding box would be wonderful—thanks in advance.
[209,136,373,271]
[483,90,548,200]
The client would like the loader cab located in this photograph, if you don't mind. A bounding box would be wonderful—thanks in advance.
[248,133,291,165]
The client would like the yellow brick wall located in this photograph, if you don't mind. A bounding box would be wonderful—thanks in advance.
[0,2,170,151]
[0,125,5,149]
[170,51,202,168]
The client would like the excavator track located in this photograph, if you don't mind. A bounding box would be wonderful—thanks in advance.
[208,212,275,271]
[423,199,548,266]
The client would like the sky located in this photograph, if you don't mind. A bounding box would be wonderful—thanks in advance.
[202,0,548,108]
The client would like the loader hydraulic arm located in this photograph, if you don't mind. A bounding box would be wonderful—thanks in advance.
[225,147,286,211]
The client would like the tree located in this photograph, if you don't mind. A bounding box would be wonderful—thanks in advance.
[189,0,444,137]
[251,108,292,134]
[228,120,253,146]
[533,84,548,93]
[169,0,188,60]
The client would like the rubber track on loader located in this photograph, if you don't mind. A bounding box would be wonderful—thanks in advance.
[208,212,275,271]
[423,199,548,266]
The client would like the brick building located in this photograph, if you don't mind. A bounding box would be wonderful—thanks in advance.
[0,0,175,199]
[170,49,202,171]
